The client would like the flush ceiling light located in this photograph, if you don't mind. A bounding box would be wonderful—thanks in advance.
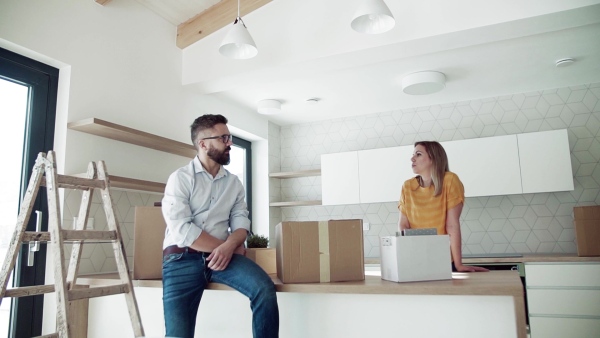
[219,0,258,59]
[555,58,575,67]
[257,99,281,115]
[351,0,395,34]
[402,71,446,95]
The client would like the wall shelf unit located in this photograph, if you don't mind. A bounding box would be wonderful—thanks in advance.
[269,169,321,179]
[269,169,322,207]
[68,117,195,193]
[72,173,166,194]
[269,200,322,207]
[68,118,196,158]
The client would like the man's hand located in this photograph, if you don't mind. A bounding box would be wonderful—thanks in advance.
[206,241,238,271]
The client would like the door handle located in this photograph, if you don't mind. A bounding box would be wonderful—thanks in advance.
[27,210,42,266]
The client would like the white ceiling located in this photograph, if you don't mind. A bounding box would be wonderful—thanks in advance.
[140,0,600,126]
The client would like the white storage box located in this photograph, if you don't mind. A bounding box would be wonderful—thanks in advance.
[379,234,452,282]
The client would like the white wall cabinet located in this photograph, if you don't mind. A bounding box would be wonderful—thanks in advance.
[321,130,573,206]
[442,135,522,197]
[518,129,574,193]
[358,145,413,204]
[525,262,600,338]
[321,151,360,205]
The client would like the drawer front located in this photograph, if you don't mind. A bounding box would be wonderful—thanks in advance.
[525,263,600,287]
[530,317,600,338]
[527,289,600,316]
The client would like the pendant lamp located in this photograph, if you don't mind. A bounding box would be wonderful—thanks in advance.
[351,0,395,34]
[219,0,258,59]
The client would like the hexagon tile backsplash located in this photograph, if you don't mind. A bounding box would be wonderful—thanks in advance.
[61,189,162,275]
[273,82,600,258]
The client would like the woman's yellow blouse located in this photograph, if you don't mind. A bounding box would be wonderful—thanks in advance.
[398,171,465,235]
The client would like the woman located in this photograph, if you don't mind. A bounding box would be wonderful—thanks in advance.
[398,141,487,272]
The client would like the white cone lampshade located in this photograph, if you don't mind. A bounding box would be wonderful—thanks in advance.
[219,18,258,59]
[351,0,395,34]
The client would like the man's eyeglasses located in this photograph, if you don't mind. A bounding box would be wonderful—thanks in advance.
[201,134,233,143]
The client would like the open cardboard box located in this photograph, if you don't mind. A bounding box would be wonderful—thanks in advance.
[379,234,452,283]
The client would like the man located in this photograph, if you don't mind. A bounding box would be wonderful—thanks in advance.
[161,114,279,338]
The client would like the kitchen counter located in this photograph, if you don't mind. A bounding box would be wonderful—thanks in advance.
[463,253,600,264]
[364,253,600,265]
[78,271,526,338]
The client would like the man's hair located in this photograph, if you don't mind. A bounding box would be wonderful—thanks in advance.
[190,114,228,148]
[414,141,449,197]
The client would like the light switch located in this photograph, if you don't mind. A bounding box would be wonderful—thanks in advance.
[363,222,370,231]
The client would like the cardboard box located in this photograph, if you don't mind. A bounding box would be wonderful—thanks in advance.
[246,248,277,275]
[133,206,166,279]
[275,219,365,283]
[379,234,452,283]
[573,206,600,256]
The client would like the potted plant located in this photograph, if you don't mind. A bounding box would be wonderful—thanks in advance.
[245,234,276,275]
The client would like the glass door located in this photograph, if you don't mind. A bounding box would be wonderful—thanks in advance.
[0,47,58,337]
[0,77,28,338]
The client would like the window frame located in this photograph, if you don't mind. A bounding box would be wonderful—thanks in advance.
[231,136,253,228]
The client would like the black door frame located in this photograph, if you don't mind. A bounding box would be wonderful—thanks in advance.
[0,47,59,337]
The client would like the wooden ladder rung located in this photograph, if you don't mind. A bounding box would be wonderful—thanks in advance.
[62,230,117,241]
[22,231,51,242]
[22,230,118,242]
[4,284,55,298]
[68,283,130,301]
[34,333,58,338]
[41,175,106,190]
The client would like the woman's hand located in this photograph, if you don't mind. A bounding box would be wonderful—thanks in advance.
[455,264,489,272]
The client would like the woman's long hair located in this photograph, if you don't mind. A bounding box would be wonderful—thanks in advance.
[414,141,449,196]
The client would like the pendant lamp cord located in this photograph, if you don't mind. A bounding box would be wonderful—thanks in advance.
[235,0,247,27]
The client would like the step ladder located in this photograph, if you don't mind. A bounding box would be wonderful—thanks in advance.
[0,151,144,337]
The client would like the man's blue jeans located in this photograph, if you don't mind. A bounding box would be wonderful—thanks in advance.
[162,250,279,338]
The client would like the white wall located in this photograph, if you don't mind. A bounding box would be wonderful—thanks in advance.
[0,0,270,334]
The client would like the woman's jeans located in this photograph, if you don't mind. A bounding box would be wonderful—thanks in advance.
[162,250,279,338]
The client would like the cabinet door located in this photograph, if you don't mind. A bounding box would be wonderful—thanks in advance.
[530,317,600,338]
[518,129,574,193]
[441,135,522,197]
[358,145,414,204]
[321,151,360,205]
[525,263,600,287]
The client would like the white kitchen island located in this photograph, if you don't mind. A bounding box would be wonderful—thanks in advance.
[76,271,525,338]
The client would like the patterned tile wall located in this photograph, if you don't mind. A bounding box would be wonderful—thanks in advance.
[272,82,600,258]
[62,188,162,274]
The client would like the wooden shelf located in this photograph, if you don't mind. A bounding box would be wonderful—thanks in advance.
[269,169,321,179]
[72,174,165,194]
[269,200,322,207]
[109,175,165,193]
[68,118,196,158]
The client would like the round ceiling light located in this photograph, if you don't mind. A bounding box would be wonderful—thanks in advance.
[257,99,281,115]
[402,71,446,95]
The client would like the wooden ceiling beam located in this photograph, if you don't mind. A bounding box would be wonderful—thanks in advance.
[177,0,272,49]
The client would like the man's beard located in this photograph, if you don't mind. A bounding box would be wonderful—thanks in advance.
[207,146,231,165]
